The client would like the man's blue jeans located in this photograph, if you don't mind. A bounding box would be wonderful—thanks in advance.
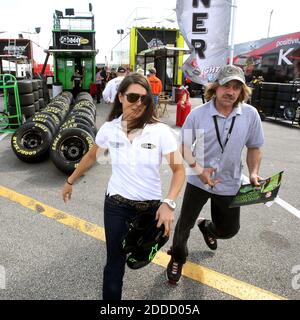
[152,94,159,106]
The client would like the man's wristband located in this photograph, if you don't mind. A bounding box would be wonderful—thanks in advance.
[66,179,73,186]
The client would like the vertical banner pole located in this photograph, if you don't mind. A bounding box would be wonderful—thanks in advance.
[229,0,237,65]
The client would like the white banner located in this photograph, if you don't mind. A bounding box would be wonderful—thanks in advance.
[176,0,232,84]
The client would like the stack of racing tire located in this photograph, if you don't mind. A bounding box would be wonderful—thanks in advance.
[274,83,300,120]
[8,79,46,120]
[11,92,97,174]
[50,92,97,174]
[258,82,279,118]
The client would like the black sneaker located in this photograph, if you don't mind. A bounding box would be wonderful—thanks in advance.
[166,255,183,285]
[197,218,217,250]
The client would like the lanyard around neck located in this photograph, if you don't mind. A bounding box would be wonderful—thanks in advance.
[213,115,236,153]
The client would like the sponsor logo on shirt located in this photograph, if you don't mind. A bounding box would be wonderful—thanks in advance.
[109,141,124,148]
[141,143,156,149]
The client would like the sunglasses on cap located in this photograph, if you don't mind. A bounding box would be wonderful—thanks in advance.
[125,93,150,104]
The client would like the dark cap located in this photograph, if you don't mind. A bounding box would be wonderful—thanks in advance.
[217,65,245,85]
[148,67,156,74]
[117,66,126,73]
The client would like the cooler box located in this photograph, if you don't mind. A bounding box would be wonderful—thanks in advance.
[176,101,191,127]
[89,83,97,98]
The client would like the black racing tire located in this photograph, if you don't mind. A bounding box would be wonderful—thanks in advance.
[51,95,70,106]
[28,115,57,136]
[62,116,97,136]
[48,100,69,112]
[9,93,35,106]
[37,79,43,89]
[251,91,260,101]
[258,111,266,121]
[21,105,36,118]
[9,104,36,118]
[33,90,39,101]
[71,104,95,116]
[72,106,96,119]
[260,91,277,100]
[67,111,95,127]
[50,128,94,174]
[39,98,45,109]
[75,92,93,103]
[73,99,96,109]
[7,80,33,94]
[61,91,73,104]
[283,107,296,120]
[261,83,279,92]
[38,111,60,129]
[11,122,52,162]
[278,84,300,93]
[260,99,275,109]
[0,111,10,130]
[276,92,298,102]
[34,101,40,112]
[38,89,44,98]
[31,80,40,91]
[59,122,96,138]
[62,115,93,127]
[73,99,96,115]
[70,107,95,120]
[43,106,66,122]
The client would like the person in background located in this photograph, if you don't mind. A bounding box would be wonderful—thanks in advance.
[244,62,255,85]
[71,68,83,99]
[147,68,162,107]
[95,67,103,103]
[62,73,185,300]
[102,66,126,104]
[126,67,132,76]
[166,65,264,285]
[293,60,300,80]
[136,66,145,75]
[100,66,108,88]
[110,68,117,80]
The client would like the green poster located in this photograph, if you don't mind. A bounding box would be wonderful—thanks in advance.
[229,171,284,208]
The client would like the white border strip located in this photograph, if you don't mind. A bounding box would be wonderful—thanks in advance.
[0,133,10,142]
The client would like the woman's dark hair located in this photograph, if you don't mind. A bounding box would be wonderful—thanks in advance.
[108,73,158,131]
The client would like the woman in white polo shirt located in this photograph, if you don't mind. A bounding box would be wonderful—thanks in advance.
[62,73,185,300]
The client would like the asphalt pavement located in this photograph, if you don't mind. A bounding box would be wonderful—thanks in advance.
[0,96,300,300]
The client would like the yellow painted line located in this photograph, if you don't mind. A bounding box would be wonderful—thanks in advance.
[153,253,285,300]
[0,185,105,242]
[0,185,287,300]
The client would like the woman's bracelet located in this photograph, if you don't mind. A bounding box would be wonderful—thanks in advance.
[66,179,73,186]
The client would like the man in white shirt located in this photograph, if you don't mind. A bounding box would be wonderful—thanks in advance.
[102,66,126,103]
